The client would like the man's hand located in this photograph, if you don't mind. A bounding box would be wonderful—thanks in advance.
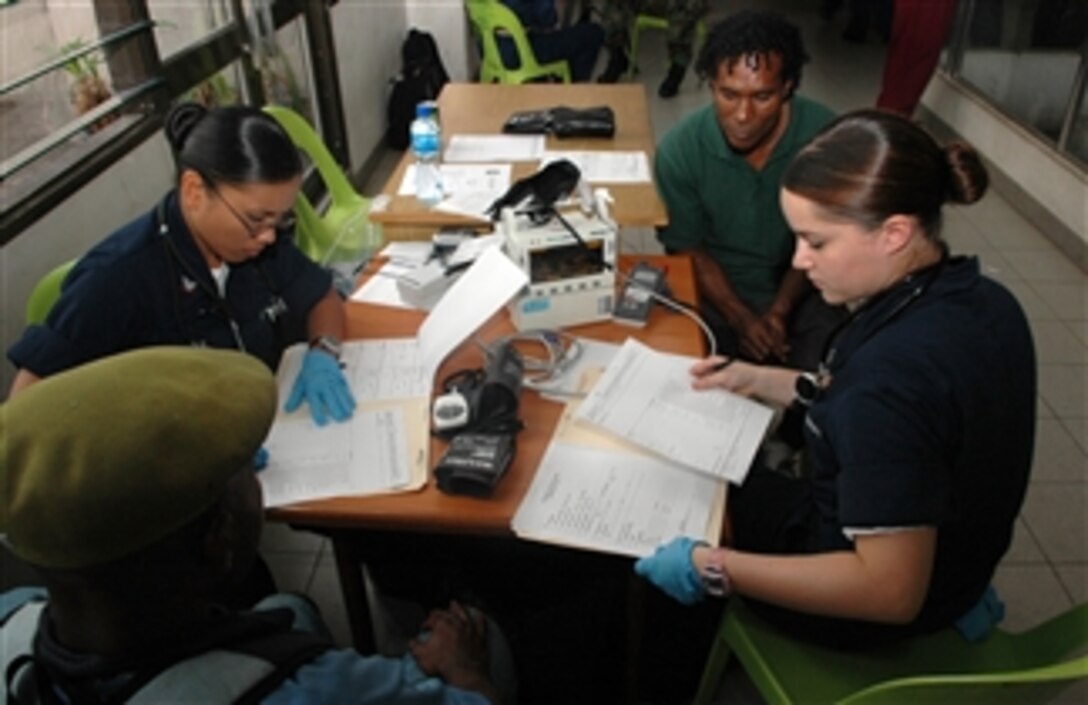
[737,311,790,362]
[409,601,491,689]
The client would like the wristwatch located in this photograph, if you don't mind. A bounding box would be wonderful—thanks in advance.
[699,548,732,598]
[794,371,822,407]
[309,335,343,360]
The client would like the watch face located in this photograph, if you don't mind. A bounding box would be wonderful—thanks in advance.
[795,373,820,405]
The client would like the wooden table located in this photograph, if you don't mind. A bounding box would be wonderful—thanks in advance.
[266,253,702,699]
[370,83,668,233]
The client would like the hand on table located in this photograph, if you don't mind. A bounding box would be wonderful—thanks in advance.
[284,349,356,426]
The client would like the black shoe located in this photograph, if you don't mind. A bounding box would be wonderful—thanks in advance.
[597,50,629,83]
[658,64,686,98]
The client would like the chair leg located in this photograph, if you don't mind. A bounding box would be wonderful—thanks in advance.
[692,633,736,705]
[628,25,641,77]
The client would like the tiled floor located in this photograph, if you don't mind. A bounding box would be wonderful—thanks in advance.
[5,0,1081,702]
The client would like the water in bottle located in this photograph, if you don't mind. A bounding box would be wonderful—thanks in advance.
[410,101,443,207]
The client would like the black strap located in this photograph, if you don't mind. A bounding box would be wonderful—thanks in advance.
[25,609,332,705]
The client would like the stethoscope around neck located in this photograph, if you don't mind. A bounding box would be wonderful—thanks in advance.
[156,196,288,352]
[815,256,949,385]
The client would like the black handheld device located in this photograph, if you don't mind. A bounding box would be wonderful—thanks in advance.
[613,261,667,327]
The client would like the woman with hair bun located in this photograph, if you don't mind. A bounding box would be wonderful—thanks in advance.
[637,109,1036,646]
[9,103,354,427]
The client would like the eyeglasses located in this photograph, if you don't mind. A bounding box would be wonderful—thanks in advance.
[207,182,297,238]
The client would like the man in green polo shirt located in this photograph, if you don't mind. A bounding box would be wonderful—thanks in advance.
[656,10,844,369]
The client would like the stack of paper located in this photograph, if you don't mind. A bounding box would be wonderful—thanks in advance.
[260,247,529,507]
[512,338,775,558]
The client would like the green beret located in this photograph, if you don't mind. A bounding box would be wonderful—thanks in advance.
[1,347,275,570]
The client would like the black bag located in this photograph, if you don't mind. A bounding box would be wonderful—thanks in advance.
[386,29,450,150]
[502,105,616,138]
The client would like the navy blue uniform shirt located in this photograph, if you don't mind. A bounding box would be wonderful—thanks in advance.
[805,256,1036,633]
[9,192,332,374]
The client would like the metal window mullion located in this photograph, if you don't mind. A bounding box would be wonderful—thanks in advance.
[1056,40,1088,153]
[0,78,164,180]
[0,20,155,96]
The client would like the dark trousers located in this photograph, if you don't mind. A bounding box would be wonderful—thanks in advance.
[498,22,605,82]
[876,0,957,115]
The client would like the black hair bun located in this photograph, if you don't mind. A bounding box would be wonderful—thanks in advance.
[165,102,208,153]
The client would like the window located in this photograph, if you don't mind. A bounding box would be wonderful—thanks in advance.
[948,0,1087,166]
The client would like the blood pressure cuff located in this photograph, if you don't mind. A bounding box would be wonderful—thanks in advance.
[502,106,615,138]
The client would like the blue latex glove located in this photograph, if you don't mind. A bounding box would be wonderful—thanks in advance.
[634,536,706,605]
[253,446,270,472]
[284,349,356,426]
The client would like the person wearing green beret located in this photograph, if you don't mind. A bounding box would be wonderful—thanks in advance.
[7,102,355,428]
[0,347,511,705]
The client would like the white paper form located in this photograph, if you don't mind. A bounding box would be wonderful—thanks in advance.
[398,164,512,196]
[261,406,412,508]
[444,134,545,163]
[575,338,774,484]
[540,150,651,183]
[416,246,528,382]
[350,261,416,309]
[512,442,720,557]
[378,241,433,265]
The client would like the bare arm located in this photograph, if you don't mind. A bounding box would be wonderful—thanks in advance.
[690,358,799,408]
[694,529,937,624]
[688,248,758,331]
[305,288,347,343]
[8,369,41,398]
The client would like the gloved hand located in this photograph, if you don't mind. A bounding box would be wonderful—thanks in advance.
[253,446,270,471]
[285,349,356,426]
[634,536,705,605]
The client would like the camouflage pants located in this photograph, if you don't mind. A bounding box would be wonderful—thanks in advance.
[600,0,710,67]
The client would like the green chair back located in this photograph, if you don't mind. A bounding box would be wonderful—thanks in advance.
[465,0,572,84]
[263,105,380,266]
[628,12,707,77]
[693,598,1088,705]
[26,260,77,325]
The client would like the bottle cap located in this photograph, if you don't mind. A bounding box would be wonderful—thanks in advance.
[416,101,437,119]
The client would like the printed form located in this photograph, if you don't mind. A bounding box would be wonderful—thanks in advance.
[261,247,529,507]
[575,338,774,484]
[513,372,725,557]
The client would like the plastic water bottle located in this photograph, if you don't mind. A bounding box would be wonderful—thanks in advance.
[410,101,443,207]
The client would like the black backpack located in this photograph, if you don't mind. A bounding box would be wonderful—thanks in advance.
[386,29,450,150]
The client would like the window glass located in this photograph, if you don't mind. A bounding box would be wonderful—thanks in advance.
[958,0,1087,145]
[183,61,247,108]
[254,14,317,125]
[149,0,233,60]
[1067,85,1087,167]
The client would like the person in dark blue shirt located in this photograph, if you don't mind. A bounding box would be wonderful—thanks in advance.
[8,103,354,426]
[500,0,604,81]
[637,109,1035,647]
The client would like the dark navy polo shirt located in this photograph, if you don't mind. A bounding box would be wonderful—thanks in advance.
[804,256,1035,632]
[9,192,332,374]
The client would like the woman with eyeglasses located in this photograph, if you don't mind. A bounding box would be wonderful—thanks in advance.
[8,103,354,428]
[636,109,1036,648]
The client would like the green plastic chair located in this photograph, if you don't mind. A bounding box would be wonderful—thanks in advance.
[628,12,707,78]
[694,598,1088,705]
[262,105,380,266]
[465,0,572,84]
[26,259,77,325]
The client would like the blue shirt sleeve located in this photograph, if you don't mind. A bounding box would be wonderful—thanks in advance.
[263,650,491,705]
